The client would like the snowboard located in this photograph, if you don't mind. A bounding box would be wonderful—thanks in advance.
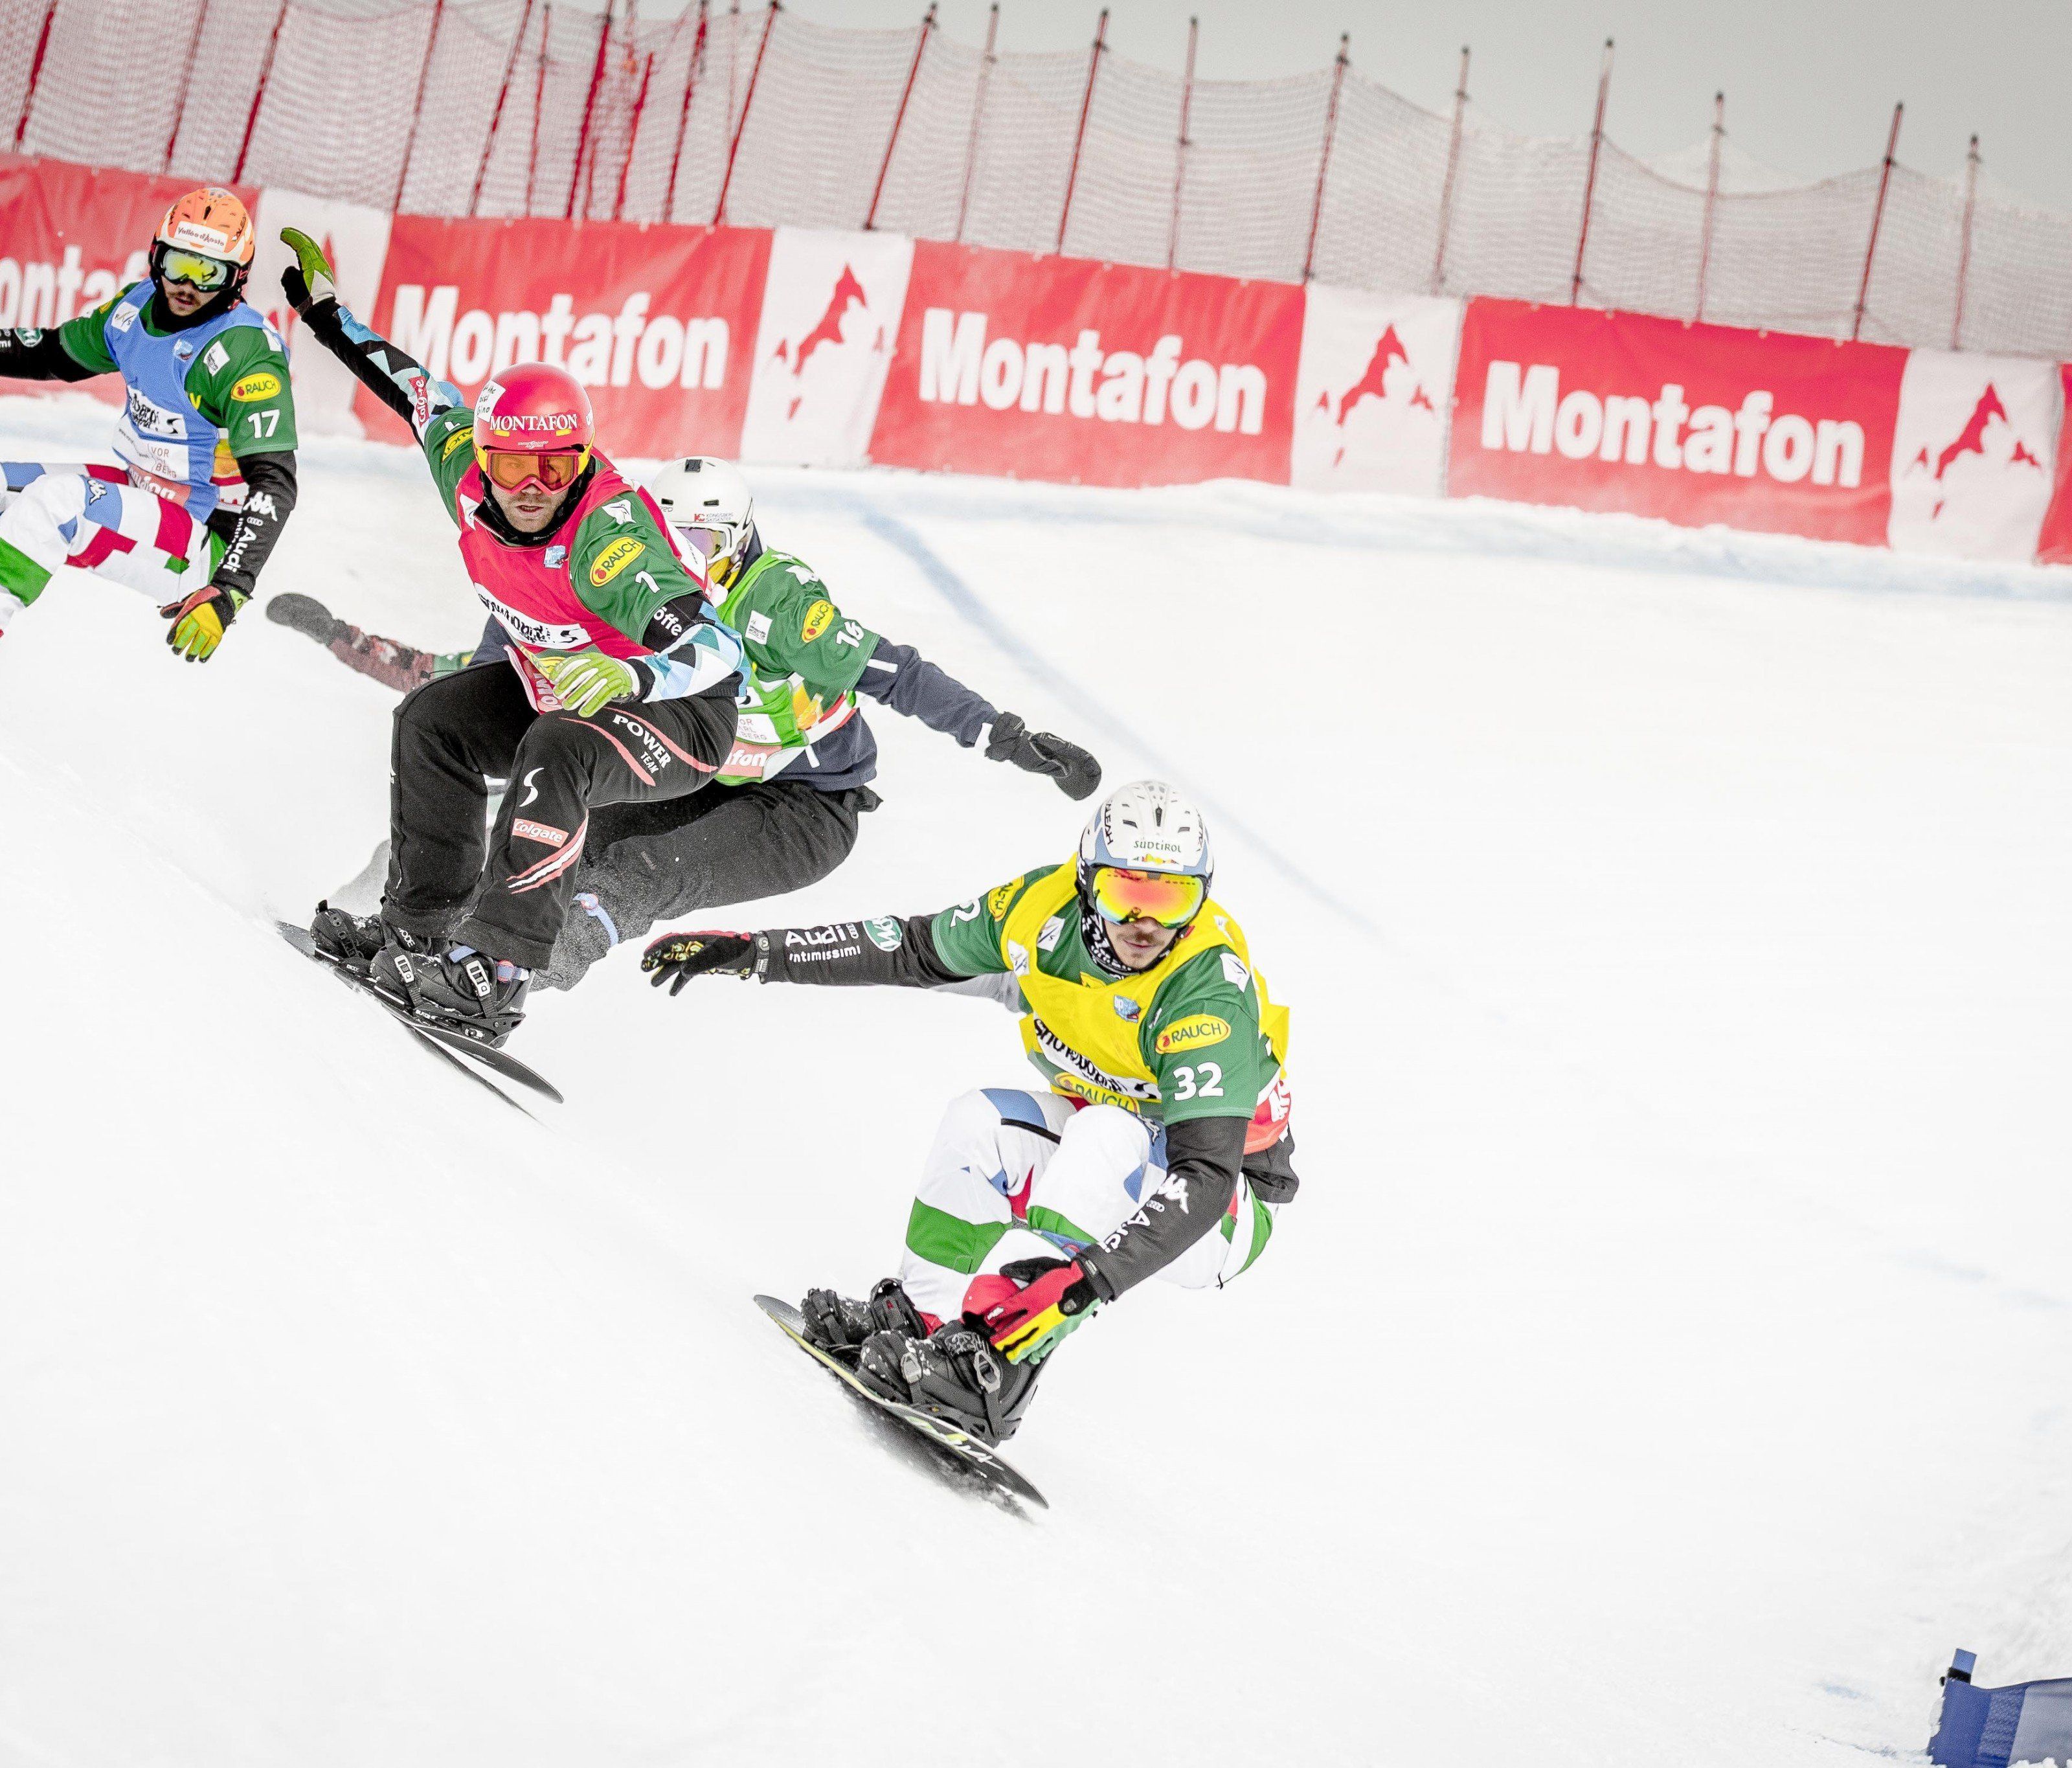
[754,1294,1048,1512]
[278,921,564,1111]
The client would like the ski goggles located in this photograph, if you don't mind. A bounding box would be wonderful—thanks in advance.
[479,446,589,492]
[1088,865,1205,928]
[155,246,238,291]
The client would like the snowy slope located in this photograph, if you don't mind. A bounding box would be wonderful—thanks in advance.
[5,389,2072,1767]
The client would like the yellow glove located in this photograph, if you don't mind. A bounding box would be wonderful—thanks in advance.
[159,582,247,662]
[534,649,638,716]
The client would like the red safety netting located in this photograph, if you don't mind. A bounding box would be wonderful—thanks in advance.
[5,0,2071,360]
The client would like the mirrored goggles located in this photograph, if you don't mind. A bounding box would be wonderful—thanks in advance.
[481,447,587,492]
[670,521,719,560]
[1088,866,1205,929]
[157,247,236,291]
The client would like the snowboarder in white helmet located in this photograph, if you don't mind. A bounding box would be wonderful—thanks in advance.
[0,185,298,659]
[265,450,1103,992]
[641,779,1298,1445]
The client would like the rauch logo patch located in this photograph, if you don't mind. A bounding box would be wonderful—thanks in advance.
[1154,1014,1230,1054]
[589,538,645,586]
[799,598,836,642]
[231,372,282,402]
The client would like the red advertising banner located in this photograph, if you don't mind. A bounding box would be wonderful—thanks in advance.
[359,216,772,459]
[0,155,259,412]
[1448,299,1908,547]
[869,242,1303,488]
[2036,366,2072,566]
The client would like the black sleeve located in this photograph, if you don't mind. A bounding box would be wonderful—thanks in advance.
[0,328,99,383]
[852,637,998,747]
[747,914,966,988]
[1076,1113,1246,1300]
[292,295,429,431]
[208,449,297,597]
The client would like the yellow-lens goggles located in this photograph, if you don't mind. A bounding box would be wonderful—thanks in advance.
[1089,866,1204,928]
[159,247,236,290]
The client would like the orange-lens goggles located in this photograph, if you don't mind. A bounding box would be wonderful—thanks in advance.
[1089,866,1204,928]
[482,447,587,491]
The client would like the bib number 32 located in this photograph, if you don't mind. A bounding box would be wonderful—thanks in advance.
[1170,1062,1223,1102]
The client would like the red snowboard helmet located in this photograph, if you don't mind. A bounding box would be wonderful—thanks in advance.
[473,363,594,492]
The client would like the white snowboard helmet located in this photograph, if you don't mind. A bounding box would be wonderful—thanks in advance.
[1075,780,1213,964]
[645,456,755,583]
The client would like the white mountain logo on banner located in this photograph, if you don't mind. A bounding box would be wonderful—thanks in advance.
[1905,383,2044,520]
[1314,324,1436,466]
[769,264,877,420]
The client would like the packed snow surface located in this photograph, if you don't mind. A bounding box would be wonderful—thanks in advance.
[4,392,2071,1766]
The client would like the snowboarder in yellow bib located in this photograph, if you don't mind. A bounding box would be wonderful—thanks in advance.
[641,780,1297,1445]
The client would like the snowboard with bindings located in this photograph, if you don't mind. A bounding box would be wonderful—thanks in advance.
[278,921,563,1111]
[754,1293,1048,1512]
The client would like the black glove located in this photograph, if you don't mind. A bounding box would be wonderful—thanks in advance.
[642,929,758,994]
[265,591,347,646]
[985,712,1102,801]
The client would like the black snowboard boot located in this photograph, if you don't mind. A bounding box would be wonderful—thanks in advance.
[308,900,396,975]
[802,1278,929,1362]
[857,1320,1046,1446]
[372,939,530,1046]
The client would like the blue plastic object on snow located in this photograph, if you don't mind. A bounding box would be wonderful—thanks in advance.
[1932,1649,2072,1767]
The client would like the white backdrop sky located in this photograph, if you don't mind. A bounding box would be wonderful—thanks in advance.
[716,0,2072,212]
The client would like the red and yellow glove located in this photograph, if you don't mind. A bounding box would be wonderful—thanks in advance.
[968,1258,1101,1363]
[159,581,247,662]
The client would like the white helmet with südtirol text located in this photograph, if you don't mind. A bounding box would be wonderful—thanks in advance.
[1075,782,1215,969]
[644,456,754,583]
[1078,780,1213,884]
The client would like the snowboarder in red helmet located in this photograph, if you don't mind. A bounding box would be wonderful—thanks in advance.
[276,229,744,1047]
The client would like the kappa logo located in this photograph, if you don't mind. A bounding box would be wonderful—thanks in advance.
[1154,1014,1230,1054]
[512,817,568,847]
[1904,382,2047,520]
[770,265,875,420]
[1316,323,1437,465]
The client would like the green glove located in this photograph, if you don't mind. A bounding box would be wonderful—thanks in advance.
[534,649,638,717]
[278,226,337,313]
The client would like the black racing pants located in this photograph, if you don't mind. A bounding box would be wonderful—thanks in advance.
[536,777,879,990]
[386,660,737,970]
